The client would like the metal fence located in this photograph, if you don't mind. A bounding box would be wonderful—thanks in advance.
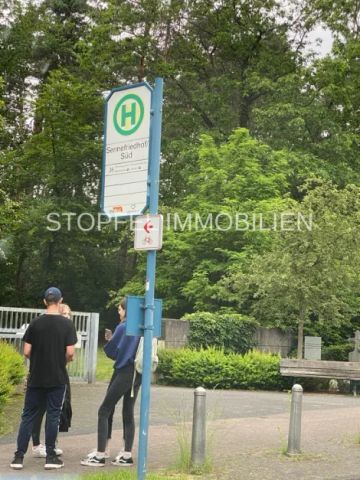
[0,306,99,383]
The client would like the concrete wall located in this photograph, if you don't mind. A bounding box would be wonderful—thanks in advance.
[161,319,293,357]
[162,318,190,349]
[253,327,293,357]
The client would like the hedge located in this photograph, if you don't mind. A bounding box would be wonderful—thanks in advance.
[322,343,353,361]
[157,348,289,390]
[0,342,26,411]
[183,311,258,354]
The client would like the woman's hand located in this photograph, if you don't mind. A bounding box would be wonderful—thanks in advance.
[105,328,112,341]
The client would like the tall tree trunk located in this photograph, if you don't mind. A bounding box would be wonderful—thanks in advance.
[15,251,26,305]
[297,304,306,359]
[239,96,251,128]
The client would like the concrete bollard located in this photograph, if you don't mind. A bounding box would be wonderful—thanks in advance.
[287,384,303,455]
[191,387,206,465]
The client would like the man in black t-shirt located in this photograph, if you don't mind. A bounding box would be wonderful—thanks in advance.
[10,287,77,471]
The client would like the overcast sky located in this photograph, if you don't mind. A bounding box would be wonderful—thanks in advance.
[307,25,334,57]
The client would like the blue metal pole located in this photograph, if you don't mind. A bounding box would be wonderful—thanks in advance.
[137,77,163,480]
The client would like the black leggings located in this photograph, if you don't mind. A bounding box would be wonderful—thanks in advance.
[98,364,141,452]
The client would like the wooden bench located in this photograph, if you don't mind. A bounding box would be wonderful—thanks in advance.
[280,359,360,381]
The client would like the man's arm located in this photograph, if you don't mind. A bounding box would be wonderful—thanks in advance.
[23,342,32,359]
[66,345,75,363]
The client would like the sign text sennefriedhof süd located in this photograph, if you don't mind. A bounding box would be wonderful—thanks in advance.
[101,84,152,217]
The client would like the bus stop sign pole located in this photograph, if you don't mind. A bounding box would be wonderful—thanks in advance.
[137,77,163,480]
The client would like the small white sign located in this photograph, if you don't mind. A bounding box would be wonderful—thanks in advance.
[134,215,163,251]
[75,332,82,349]
[15,324,27,338]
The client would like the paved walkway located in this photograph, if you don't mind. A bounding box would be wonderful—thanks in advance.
[1,384,360,479]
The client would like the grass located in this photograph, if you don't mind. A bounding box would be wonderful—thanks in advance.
[81,472,192,479]
[174,410,192,472]
[96,348,114,381]
[0,349,111,436]
[166,392,214,476]
[0,391,23,436]
[174,417,213,475]
[277,426,288,455]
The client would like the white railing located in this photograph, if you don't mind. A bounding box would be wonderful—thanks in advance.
[0,307,99,383]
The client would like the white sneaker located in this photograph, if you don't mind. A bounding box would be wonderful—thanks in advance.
[111,452,133,467]
[32,444,46,458]
[86,449,110,459]
[81,453,105,467]
[55,446,63,456]
[32,444,63,457]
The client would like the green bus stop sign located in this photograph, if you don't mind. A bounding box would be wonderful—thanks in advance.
[113,93,144,136]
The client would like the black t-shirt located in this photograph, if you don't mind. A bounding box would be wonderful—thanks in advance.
[23,314,77,388]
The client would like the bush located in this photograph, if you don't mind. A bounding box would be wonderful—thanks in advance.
[154,348,184,385]
[322,343,353,361]
[157,348,288,390]
[184,311,258,354]
[0,342,26,410]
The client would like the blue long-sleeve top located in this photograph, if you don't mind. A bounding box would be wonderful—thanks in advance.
[104,321,140,370]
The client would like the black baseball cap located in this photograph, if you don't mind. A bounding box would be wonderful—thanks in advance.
[44,287,62,302]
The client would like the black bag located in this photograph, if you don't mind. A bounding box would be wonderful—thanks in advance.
[59,378,72,432]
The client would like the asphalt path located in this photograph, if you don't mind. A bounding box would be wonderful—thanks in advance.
[2,385,360,479]
[2,384,360,442]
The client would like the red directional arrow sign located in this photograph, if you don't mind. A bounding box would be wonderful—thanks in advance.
[144,221,153,233]
[134,214,163,251]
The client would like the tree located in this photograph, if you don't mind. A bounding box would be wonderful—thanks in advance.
[79,0,317,206]
[0,68,123,310]
[1,0,359,329]
[0,1,39,149]
[311,0,360,40]
[221,181,360,358]
[252,35,360,190]
[118,129,309,317]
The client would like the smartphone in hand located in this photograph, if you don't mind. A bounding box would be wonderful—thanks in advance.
[105,328,112,341]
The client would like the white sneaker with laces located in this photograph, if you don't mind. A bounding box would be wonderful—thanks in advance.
[32,444,63,457]
[55,446,63,456]
[32,444,46,458]
[80,453,105,467]
[86,448,110,459]
[111,452,134,467]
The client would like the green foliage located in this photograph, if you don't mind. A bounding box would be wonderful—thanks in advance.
[157,348,288,391]
[155,348,184,386]
[121,129,299,317]
[221,181,360,357]
[175,419,213,475]
[0,342,26,410]
[1,0,360,358]
[0,62,133,314]
[322,343,354,361]
[8,68,103,198]
[96,348,114,382]
[185,311,258,354]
